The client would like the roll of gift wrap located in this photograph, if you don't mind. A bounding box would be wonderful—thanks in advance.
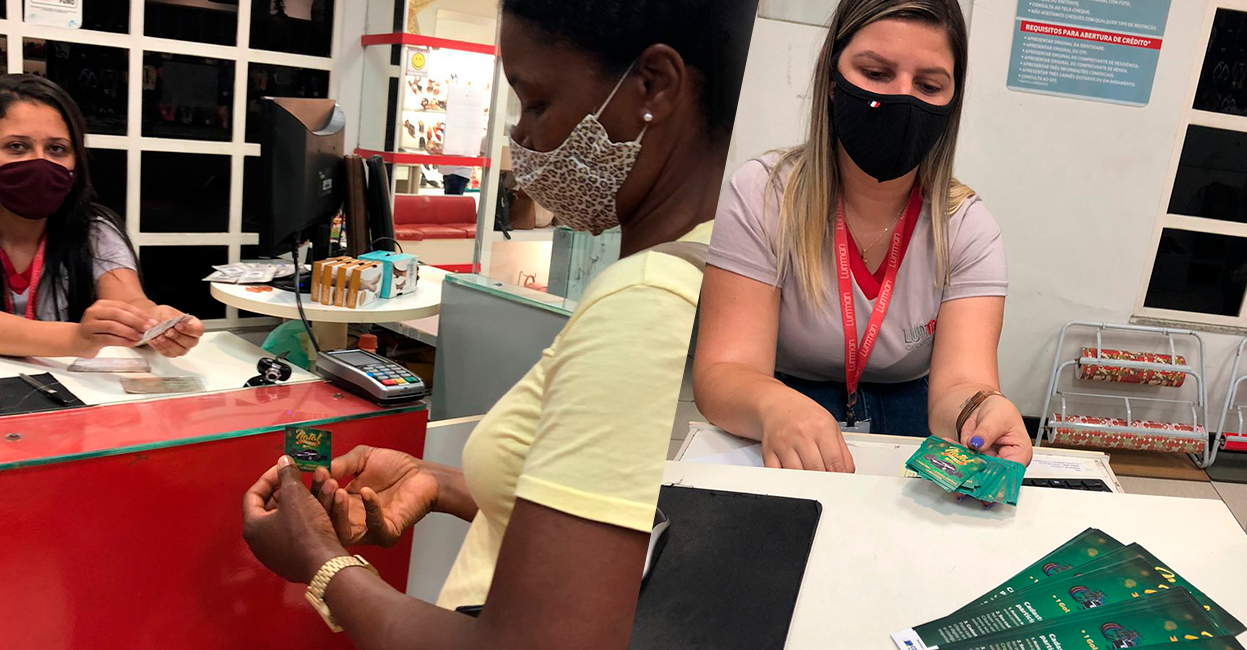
[1078,348,1187,387]
[1050,414,1207,454]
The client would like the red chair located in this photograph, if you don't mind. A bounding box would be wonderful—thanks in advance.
[393,195,477,240]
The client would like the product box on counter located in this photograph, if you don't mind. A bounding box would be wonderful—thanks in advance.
[359,250,419,299]
[347,261,383,309]
[311,256,350,303]
[321,258,355,306]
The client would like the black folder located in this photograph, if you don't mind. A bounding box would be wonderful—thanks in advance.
[0,373,86,416]
[365,155,396,252]
[629,485,821,650]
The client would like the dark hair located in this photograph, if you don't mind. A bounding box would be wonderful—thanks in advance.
[500,0,758,144]
[0,74,138,322]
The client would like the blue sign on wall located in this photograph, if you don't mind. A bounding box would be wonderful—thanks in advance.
[1006,0,1172,107]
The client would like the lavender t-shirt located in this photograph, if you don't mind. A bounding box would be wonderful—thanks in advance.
[707,155,1008,384]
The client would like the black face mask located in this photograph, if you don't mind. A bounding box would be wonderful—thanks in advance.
[831,67,955,182]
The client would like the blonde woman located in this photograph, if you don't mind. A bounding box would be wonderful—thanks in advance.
[693,0,1033,475]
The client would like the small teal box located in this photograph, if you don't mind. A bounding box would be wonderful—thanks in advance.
[359,251,418,299]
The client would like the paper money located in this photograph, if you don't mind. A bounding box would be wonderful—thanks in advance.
[213,264,250,276]
[237,266,277,284]
[68,358,152,373]
[119,376,206,394]
[206,262,289,283]
[203,271,239,283]
[137,314,192,346]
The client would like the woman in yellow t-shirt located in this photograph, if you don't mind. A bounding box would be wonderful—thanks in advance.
[240,1,756,648]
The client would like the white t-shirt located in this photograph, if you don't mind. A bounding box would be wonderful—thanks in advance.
[707,155,1008,384]
[5,219,138,322]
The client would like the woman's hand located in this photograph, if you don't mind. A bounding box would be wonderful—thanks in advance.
[309,445,440,547]
[72,299,156,357]
[242,456,347,584]
[959,395,1033,466]
[760,393,856,472]
[144,305,203,358]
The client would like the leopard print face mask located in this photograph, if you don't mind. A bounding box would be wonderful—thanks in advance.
[510,65,647,236]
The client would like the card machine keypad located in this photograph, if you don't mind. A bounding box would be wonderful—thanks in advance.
[316,348,426,404]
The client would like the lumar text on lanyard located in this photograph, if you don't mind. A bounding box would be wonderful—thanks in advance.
[835,186,920,427]
[2,238,47,320]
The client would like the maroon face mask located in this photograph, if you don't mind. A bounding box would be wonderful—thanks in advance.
[0,158,75,220]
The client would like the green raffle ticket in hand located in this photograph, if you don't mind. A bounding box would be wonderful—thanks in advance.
[905,436,1025,506]
[892,529,1246,650]
[285,426,331,472]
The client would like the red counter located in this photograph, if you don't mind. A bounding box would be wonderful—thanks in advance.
[0,381,427,649]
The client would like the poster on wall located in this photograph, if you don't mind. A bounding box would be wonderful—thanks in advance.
[25,0,83,29]
[443,85,488,157]
[1006,0,1171,106]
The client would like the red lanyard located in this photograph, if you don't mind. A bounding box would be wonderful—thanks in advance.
[835,185,920,425]
[2,238,47,320]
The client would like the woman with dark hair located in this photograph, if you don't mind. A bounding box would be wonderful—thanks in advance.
[0,74,203,358]
[240,1,757,647]
[694,0,1032,474]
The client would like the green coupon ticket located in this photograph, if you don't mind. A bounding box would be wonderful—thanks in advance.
[892,588,1231,650]
[285,426,331,472]
[906,554,1244,647]
[952,528,1124,614]
[907,436,989,492]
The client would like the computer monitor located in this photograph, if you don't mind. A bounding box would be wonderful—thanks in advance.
[256,97,345,260]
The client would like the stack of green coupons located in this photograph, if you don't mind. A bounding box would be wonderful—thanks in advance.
[891,528,1246,649]
[905,436,1026,506]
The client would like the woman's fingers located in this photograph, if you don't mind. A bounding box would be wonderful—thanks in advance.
[834,431,856,473]
[86,319,144,343]
[776,446,805,471]
[794,439,826,472]
[90,303,155,333]
[174,317,205,339]
[88,332,140,348]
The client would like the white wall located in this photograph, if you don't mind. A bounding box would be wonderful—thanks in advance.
[958,0,1241,422]
[725,2,1243,425]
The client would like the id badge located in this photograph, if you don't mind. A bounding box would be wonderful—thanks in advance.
[839,419,872,434]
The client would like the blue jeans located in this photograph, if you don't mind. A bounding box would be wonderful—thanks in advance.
[775,372,930,437]
[443,173,469,195]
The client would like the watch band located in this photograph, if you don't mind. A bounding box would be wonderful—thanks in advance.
[305,555,378,633]
[956,390,1004,438]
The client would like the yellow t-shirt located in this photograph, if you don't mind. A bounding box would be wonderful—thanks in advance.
[436,221,712,610]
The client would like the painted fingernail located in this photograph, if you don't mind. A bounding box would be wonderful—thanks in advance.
[970,435,984,450]
[983,502,995,510]
[956,494,969,502]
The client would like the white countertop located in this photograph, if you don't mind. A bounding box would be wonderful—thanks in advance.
[676,424,1124,491]
[210,266,446,324]
[661,460,1247,649]
[0,331,319,407]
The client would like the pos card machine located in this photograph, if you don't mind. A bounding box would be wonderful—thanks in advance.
[316,349,426,404]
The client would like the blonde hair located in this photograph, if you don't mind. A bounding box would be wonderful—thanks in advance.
[769,0,973,309]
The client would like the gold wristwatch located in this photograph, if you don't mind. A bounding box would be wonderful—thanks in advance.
[305,554,379,632]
